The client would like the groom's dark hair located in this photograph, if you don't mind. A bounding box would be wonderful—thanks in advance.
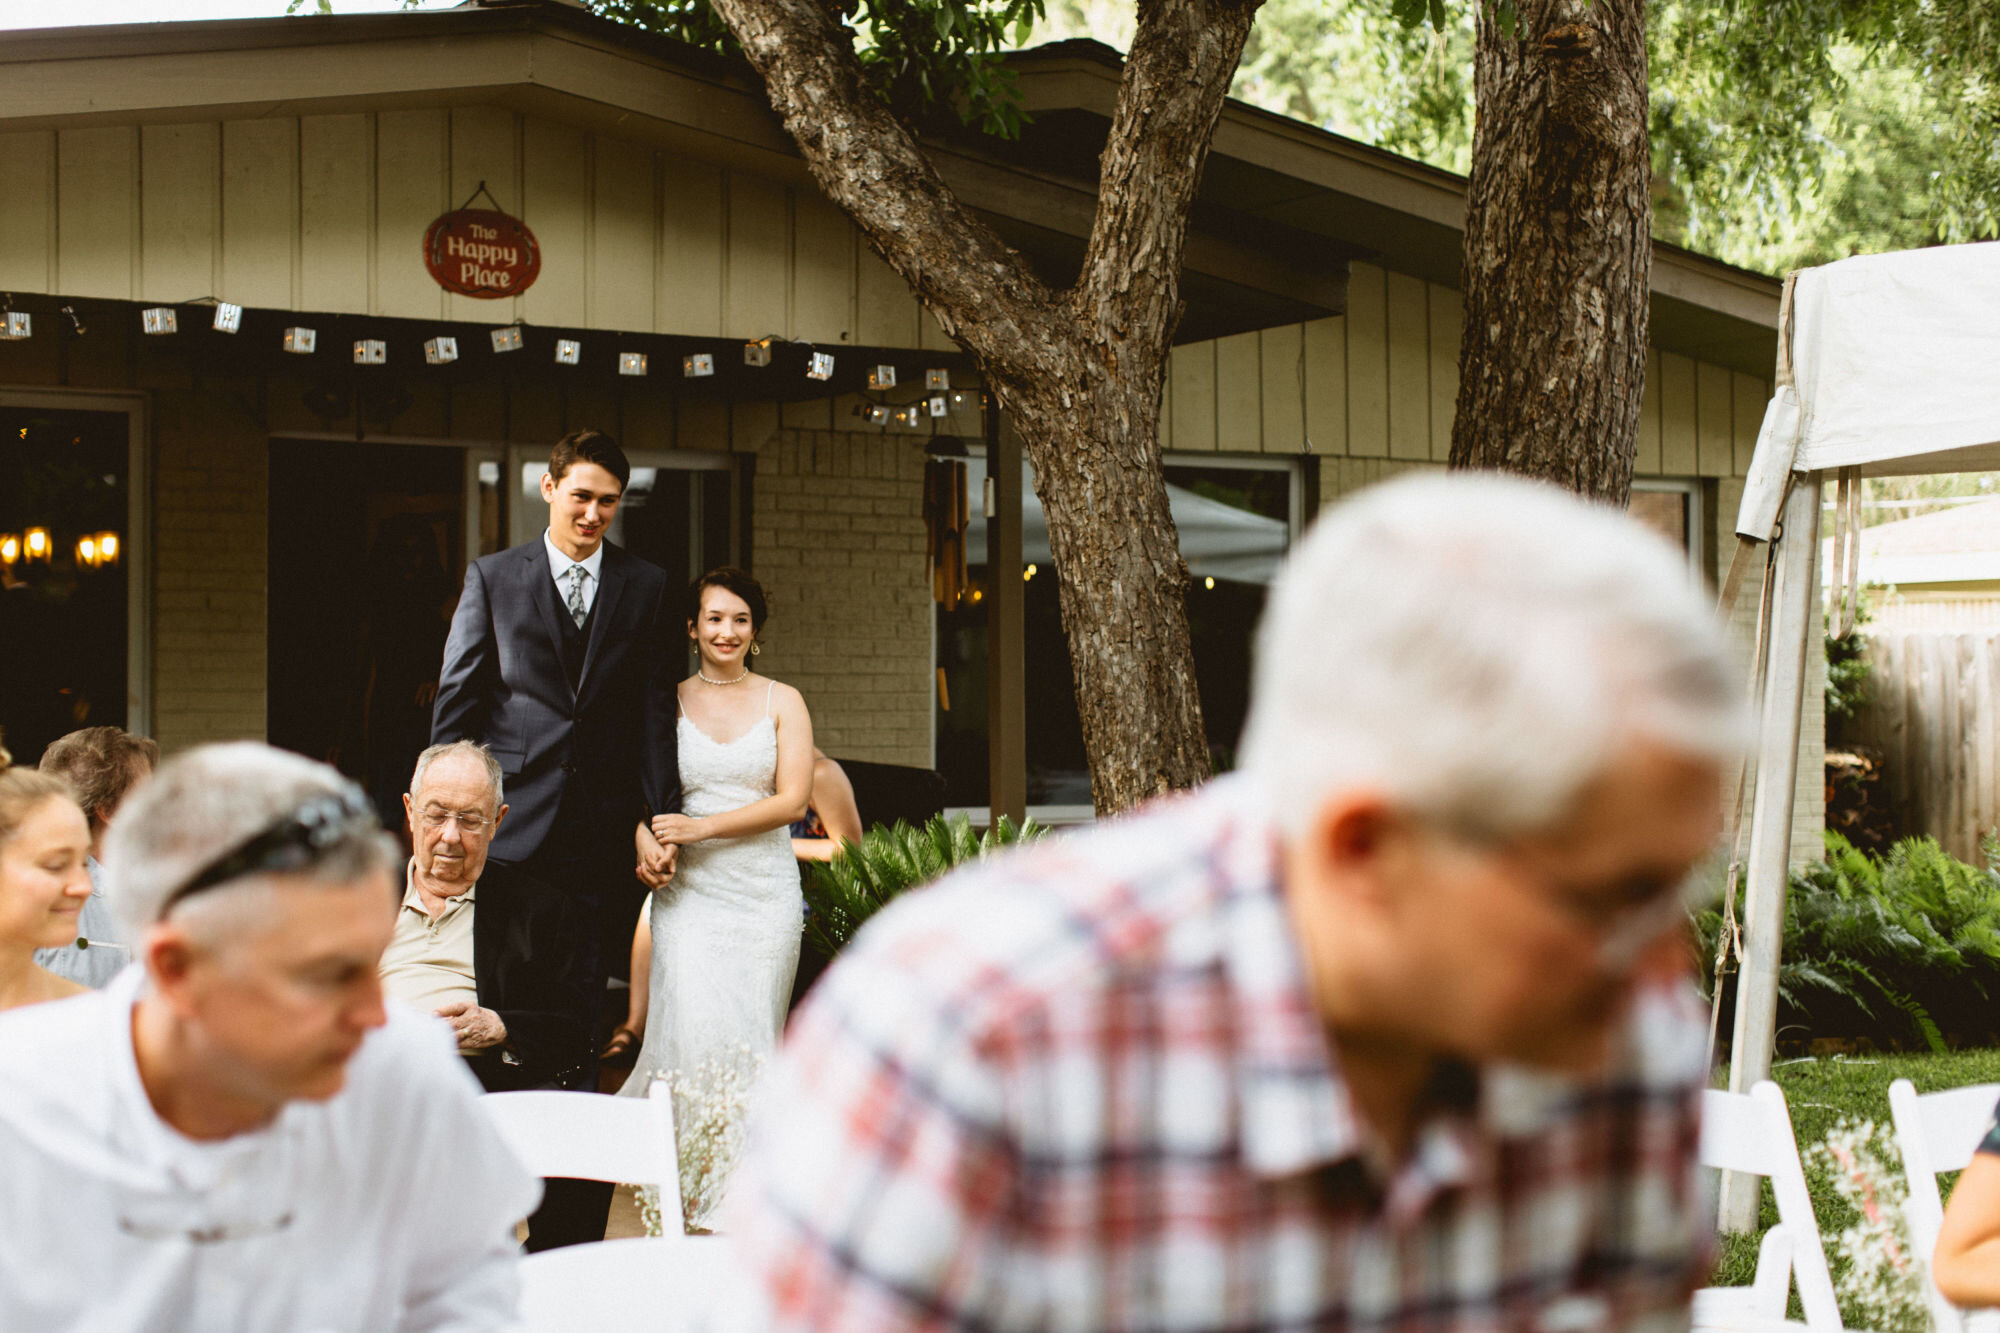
[549,428,631,489]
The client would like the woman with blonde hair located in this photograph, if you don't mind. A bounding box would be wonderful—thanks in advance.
[0,741,94,1011]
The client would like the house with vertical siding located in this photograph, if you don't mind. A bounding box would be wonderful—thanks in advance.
[0,1,1821,853]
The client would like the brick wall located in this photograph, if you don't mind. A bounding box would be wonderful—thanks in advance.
[149,385,267,751]
[748,429,933,767]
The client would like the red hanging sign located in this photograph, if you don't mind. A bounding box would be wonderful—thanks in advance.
[423,208,541,298]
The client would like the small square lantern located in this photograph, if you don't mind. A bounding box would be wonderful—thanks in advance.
[283,327,317,354]
[213,303,243,334]
[867,364,897,391]
[683,353,714,378]
[867,405,890,426]
[141,307,178,335]
[619,352,649,377]
[743,338,773,367]
[423,336,458,365]
[554,339,580,366]
[925,368,950,392]
[353,339,388,366]
[928,395,948,418]
[490,326,524,354]
[806,351,835,381]
[0,311,28,340]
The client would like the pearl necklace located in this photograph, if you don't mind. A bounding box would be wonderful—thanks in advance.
[697,667,749,686]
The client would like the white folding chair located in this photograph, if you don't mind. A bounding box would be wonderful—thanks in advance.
[1694,1081,1845,1332]
[517,1234,744,1331]
[482,1080,684,1236]
[1888,1077,2000,1333]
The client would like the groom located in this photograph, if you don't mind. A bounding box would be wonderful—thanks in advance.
[432,427,682,1246]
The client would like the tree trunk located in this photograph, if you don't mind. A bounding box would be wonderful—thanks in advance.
[708,0,1261,811]
[1449,0,1652,505]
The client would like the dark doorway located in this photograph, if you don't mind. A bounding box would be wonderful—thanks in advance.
[0,407,131,766]
[269,440,468,830]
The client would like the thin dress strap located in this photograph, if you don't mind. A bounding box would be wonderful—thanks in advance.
[765,680,776,717]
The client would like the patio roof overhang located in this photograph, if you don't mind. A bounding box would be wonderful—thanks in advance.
[0,1,1780,368]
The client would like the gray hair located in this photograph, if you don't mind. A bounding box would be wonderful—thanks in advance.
[104,742,398,941]
[408,741,504,812]
[1239,471,1746,842]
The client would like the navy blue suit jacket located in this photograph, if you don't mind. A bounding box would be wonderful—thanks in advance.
[431,538,681,868]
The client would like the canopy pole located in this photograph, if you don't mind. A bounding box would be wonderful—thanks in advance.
[1719,471,1823,1233]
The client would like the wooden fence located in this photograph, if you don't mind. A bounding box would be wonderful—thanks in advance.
[1846,630,2000,862]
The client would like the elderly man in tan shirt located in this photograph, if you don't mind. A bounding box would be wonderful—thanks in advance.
[380,740,599,1249]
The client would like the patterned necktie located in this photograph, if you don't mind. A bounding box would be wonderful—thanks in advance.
[566,564,588,629]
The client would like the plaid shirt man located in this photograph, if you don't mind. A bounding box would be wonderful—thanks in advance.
[721,777,1711,1332]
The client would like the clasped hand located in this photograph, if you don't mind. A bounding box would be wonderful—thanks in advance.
[434,999,505,1051]
[634,822,680,889]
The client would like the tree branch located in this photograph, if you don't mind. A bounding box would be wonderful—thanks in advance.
[1074,0,1263,340]
[706,0,1066,364]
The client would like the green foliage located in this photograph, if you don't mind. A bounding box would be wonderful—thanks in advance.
[1824,588,1873,724]
[588,0,1044,137]
[801,813,1043,960]
[1698,832,2000,1052]
[1710,1046,2000,1307]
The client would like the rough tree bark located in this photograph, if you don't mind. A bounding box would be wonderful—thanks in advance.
[1449,0,1652,505]
[709,0,1262,812]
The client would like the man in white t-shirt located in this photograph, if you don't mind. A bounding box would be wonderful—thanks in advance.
[0,742,539,1333]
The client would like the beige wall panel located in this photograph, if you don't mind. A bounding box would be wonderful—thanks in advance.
[791,195,853,344]
[1302,315,1347,456]
[140,123,220,306]
[1426,285,1461,461]
[220,119,298,312]
[1169,341,1217,452]
[298,114,373,315]
[855,241,919,349]
[919,305,954,353]
[1385,270,1430,461]
[1346,264,1389,458]
[1658,351,1697,475]
[1258,324,1304,454]
[657,157,723,337]
[1696,359,1733,477]
[0,131,55,293]
[1215,331,1261,454]
[725,173,790,341]
[445,106,522,325]
[591,135,658,334]
[374,109,448,321]
[1732,371,1768,477]
[57,126,139,300]
[517,117,588,329]
[1634,347,1662,475]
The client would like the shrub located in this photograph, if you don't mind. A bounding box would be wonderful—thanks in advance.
[1698,832,2000,1051]
[801,813,1043,963]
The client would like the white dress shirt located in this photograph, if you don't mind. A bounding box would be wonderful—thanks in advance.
[0,967,540,1332]
[33,857,131,989]
[542,529,603,618]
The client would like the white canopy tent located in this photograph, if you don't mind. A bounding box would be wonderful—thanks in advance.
[1718,241,2000,1231]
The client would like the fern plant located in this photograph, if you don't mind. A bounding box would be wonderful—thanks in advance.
[801,814,1043,962]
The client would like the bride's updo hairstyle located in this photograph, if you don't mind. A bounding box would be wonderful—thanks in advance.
[686,567,769,636]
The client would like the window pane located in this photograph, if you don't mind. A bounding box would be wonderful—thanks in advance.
[935,459,1293,807]
[0,409,130,765]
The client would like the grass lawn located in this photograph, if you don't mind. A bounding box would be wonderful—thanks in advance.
[1711,1047,2000,1305]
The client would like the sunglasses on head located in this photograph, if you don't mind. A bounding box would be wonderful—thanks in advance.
[158,787,379,919]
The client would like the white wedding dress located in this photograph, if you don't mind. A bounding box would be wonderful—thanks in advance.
[619,684,803,1229]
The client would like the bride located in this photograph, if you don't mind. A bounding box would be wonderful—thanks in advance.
[623,567,811,1228]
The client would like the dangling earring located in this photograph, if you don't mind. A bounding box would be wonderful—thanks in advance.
[751,642,761,657]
